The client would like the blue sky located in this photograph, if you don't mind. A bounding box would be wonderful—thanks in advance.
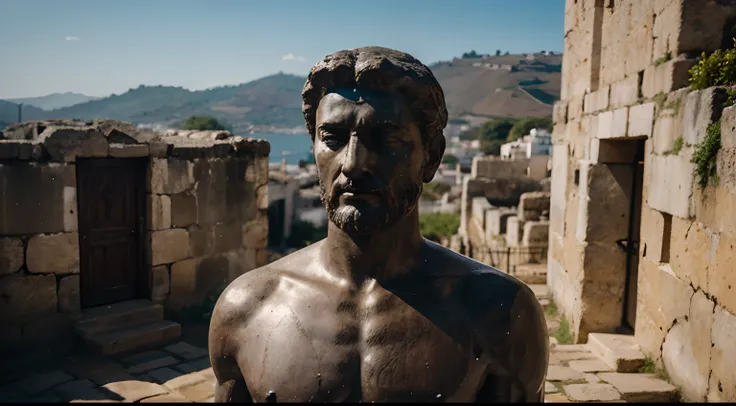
[0,0,564,99]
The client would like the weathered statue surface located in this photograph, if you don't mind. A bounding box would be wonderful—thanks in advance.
[209,46,549,403]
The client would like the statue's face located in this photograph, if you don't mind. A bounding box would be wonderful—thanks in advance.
[314,88,426,234]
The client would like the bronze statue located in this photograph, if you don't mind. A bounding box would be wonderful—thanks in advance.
[209,46,549,403]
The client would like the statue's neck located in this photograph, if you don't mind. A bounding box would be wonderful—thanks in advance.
[320,207,425,284]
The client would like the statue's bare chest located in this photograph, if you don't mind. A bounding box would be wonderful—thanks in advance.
[235,280,480,402]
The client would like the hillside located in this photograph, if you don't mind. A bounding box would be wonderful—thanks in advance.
[0,53,561,131]
[8,92,99,110]
[431,52,561,120]
[0,100,46,129]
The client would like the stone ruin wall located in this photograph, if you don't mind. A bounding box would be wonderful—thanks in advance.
[551,0,736,401]
[0,120,270,356]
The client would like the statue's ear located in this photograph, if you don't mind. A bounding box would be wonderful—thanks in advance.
[422,134,446,183]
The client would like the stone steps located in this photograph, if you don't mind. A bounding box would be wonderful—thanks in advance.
[587,333,646,373]
[74,300,181,356]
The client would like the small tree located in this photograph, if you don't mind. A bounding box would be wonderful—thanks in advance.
[420,212,460,242]
[181,115,227,131]
[442,154,459,165]
[495,49,501,56]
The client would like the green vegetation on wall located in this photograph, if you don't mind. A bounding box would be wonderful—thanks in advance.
[420,212,460,242]
[689,45,736,89]
[692,121,722,187]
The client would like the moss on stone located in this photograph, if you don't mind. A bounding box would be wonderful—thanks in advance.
[692,121,722,187]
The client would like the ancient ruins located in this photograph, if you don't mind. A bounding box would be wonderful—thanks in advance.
[549,0,736,402]
[0,120,270,357]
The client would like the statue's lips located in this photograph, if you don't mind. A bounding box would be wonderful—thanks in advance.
[339,189,381,202]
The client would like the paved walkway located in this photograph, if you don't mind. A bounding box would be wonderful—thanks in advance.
[0,284,676,403]
[0,342,215,403]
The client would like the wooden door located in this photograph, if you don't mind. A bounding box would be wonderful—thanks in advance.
[77,158,147,308]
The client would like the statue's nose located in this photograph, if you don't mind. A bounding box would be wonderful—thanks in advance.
[341,135,371,179]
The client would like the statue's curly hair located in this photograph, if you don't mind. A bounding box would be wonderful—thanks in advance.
[301,46,448,145]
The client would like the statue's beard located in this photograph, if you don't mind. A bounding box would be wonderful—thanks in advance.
[320,177,423,234]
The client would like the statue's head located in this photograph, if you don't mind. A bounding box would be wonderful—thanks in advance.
[302,46,447,235]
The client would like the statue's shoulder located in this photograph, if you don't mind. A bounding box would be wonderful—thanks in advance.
[212,243,323,319]
[423,240,540,317]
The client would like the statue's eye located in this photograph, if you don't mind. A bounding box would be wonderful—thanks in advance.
[319,128,348,149]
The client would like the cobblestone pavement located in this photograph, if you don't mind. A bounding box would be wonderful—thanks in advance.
[0,285,676,403]
[0,341,215,403]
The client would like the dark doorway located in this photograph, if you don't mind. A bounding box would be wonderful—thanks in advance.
[268,199,286,248]
[622,140,645,331]
[77,158,147,308]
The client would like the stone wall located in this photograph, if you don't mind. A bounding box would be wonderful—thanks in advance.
[0,120,270,356]
[551,0,736,401]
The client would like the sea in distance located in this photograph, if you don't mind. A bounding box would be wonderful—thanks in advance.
[251,132,313,164]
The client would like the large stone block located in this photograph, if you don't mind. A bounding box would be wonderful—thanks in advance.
[661,290,714,402]
[679,1,736,55]
[584,86,610,114]
[549,144,569,235]
[578,162,633,243]
[634,258,669,360]
[485,208,516,237]
[710,231,736,316]
[0,163,74,235]
[242,219,268,250]
[505,217,523,247]
[58,275,80,314]
[26,232,79,275]
[471,197,492,229]
[638,206,670,263]
[518,192,551,221]
[151,229,191,266]
[554,101,568,125]
[214,223,242,254]
[652,114,680,155]
[39,127,108,162]
[682,88,726,146]
[597,108,628,139]
[522,221,549,247]
[708,305,736,402]
[108,144,149,158]
[0,237,24,275]
[188,225,215,257]
[693,169,736,236]
[170,192,197,228]
[150,159,195,195]
[579,242,628,334]
[647,154,694,218]
[669,218,712,291]
[642,56,697,99]
[609,75,640,109]
[628,103,655,138]
[721,105,736,149]
[148,194,171,231]
[0,274,57,323]
[22,313,74,352]
[195,254,230,298]
[151,265,170,302]
[169,258,198,295]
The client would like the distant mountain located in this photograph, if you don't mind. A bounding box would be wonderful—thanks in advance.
[8,92,100,110]
[0,100,46,129]
[0,53,561,132]
[431,52,562,120]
